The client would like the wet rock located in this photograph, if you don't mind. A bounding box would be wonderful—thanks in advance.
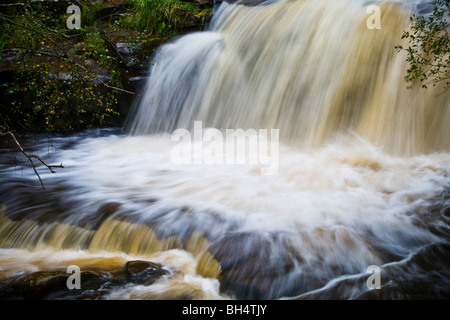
[78,270,107,290]
[208,232,304,299]
[127,76,147,93]
[116,43,140,56]
[47,270,111,300]
[0,276,21,300]
[3,263,169,299]
[123,260,169,285]
[93,202,121,229]
[11,271,69,300]
[8,269,114,300]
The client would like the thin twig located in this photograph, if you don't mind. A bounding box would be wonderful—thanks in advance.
[7,131,64,190]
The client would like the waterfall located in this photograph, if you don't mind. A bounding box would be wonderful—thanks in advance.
[129,0,450,156]
[0,0,449,300]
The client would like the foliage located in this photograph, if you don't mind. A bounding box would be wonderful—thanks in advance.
[0,1,122,133]
[396,0,450,91]
[0,0,211,135]
[120,0,210,37]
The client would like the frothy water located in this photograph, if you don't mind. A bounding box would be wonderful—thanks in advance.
[1,0,450,299]
[1,129,449,299]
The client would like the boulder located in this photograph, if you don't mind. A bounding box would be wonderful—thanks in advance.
[11,271,69,300]
[123,260,169,285]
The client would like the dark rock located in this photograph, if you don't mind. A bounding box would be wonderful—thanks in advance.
[46,270,111,300]
[127,76,147,92]
[93,202,121,229]
[0,260,172,299]
[8,269,114,300]
[78,270,106,290]
[0,276,22,300]
[11,271,69,300]
[123,260,169,285]
[116,43,141,56]
[206,232,305,299]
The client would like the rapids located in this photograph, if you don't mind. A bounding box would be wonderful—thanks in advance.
[0,0,449,299]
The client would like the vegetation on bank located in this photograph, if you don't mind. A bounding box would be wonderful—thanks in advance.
[396,0,450,92]
[0,0,212,135]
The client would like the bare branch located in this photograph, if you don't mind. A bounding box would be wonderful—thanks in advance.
[7,131,64,190]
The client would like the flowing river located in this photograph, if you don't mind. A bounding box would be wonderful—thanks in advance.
[0,0,449,299]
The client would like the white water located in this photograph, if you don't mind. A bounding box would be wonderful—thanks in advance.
[130,0,450,155]
[1,129,448,298]
[1,0,449,299]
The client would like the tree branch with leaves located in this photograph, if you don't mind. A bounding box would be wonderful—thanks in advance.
[0,0,129,133]
[396,0,450,92]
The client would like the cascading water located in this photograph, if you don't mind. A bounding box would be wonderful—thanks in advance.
[0,0,449,300]
[129,0,449,155]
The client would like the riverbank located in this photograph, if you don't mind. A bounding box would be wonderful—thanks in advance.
[0,0,213,135]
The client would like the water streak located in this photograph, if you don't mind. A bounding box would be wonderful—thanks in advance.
[129,0,450,155]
